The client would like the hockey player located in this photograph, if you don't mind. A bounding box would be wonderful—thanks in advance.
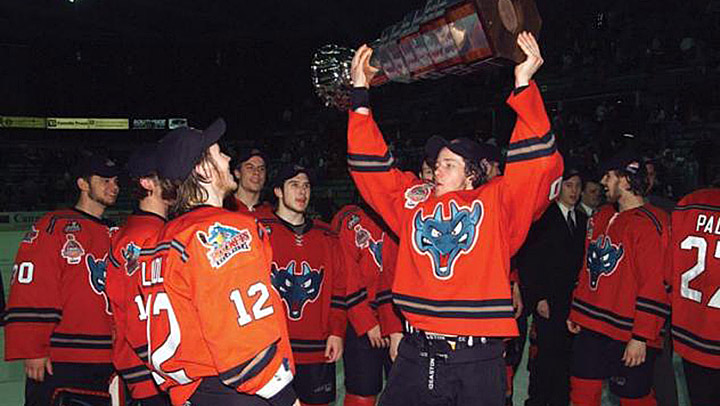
[226,147,274,217]
[144,119,298,406]
[347,32,561,406]
[258,164,347,406]
[106,145,170,405]
[568,150,670,406]
[4,154,120,405]
[332,202,401,406]
[667,187,720,406]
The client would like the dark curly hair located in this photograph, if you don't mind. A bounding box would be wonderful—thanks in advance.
[464,158,488,188]
[617,166,649,197]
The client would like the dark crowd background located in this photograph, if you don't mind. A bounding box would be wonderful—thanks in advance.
[0,0,719,220]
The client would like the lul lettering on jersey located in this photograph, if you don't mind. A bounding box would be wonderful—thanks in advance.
[696,214,720,235]
[141,257,164,287]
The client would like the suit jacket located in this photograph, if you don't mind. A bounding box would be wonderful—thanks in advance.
[517,202,588,316]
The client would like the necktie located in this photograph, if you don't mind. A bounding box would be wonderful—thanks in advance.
[567,210,576,234]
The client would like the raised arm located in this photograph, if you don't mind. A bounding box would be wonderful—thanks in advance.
[347,45,420,234]
[502,33,564,253]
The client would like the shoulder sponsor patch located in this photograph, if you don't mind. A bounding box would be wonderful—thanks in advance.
[197,222,253,269]
[22,225,39,244]
[61,234,85,265]
[346,214,361,230]
[404,183,433,209]
[108,226,120,238]
[354,224,384,269]
[63,220,82,233]
[121,242,142,276]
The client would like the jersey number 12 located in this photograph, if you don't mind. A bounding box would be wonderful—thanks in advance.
[229,282,274,326]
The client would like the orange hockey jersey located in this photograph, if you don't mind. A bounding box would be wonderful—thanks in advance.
[570,204,670,346]
[258,215,347,364]
[107,211,165,399]
[4,209,115,363]
[347,82,563,337]
[667,188,720,368]
[143,206,294,405]
[332,204,402,336]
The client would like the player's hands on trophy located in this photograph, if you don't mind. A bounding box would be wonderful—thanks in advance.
[25,357,53,382]
[566,319,581,334]
[367,324,389,348]
[325,335,344,362]
[350,45,379,89]
[389,332,403,362]
[514,31,543,88]
[622,339,647,367]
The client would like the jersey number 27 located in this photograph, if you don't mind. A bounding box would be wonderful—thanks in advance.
[680,236,720,309]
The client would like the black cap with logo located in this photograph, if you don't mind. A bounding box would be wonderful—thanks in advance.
[234,147,267,170]
[126,144,159,179]
[157,118,226,181]
[425,135,484,165]
[73,153,122,179]
[273,163,314,188]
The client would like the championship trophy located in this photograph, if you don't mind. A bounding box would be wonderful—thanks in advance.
[311,0,541,109]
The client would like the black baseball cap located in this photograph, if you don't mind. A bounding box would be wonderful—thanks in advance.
[157,118,226,181]
[235,147,267,169]
[425,135,484,165]
[599,148,643,177]
[273,163,314,188]
[562,158,583,181]
[73,153,121,179]
[563,167,583,181]
[126,144,158,178]
[480,143,502,164]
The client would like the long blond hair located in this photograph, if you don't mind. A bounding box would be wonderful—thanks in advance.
[161,149,221,215]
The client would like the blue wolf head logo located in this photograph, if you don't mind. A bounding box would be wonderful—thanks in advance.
[586,235,624,290]
[413,200,483,280]
[86,254,111,314]
[271,260,324,320]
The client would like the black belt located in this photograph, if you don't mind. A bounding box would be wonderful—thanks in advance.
[403,323,500,351]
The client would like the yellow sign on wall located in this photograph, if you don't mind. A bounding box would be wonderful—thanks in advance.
[0,116,46,129]
[46,118,129,130]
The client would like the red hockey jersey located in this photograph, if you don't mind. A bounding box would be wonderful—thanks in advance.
[570,204,670,346]
[347,82,563,337]
[143,206,294,406]
[258,215,347,364]
[225,197,275,218]
[332,205,402,336]
[107,211,165,399]
[4,209,115,363]
[667,188,720,368]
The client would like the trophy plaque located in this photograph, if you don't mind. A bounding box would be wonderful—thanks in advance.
[311,0,541,109]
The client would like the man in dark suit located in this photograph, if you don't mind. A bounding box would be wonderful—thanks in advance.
[520,167,588,406]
